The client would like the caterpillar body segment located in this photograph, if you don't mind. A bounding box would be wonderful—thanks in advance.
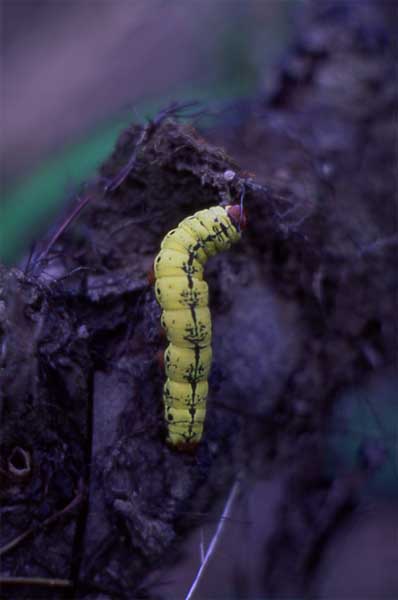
[160,307,212,347]
[154,249,204,280]
[164,345,212,383]
[155,277,209,310]
[154,205,244,449]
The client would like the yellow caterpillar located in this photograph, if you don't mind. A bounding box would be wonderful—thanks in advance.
[154,204,246,450]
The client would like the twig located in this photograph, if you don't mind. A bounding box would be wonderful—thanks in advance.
[360,234,398,256]
[0,576,73,588]
[104,127,148,193]
[105,101,202,194]
[33,195,93,268]
[29,101,201,273]
[55,265,93,282]
[185,479,240,600]
[38,265,93,284]
[199,528,205,564]
[110,208,173,236]
[0,479,85,557]
[23,242,37,274]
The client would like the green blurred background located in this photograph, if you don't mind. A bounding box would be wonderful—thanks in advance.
[1,1,294,264]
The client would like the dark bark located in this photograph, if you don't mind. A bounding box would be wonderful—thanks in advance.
[1,1,397,598]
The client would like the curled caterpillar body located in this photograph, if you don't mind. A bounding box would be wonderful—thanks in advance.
[154,205,244,449]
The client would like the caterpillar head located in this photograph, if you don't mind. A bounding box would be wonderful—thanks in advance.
[226,204,247,231]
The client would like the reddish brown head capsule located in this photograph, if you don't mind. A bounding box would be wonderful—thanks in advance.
[226,204,247,230]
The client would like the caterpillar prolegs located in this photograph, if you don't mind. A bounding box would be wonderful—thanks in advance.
[154,204,246,450]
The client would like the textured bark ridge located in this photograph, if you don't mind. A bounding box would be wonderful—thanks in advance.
[1,1,396,597]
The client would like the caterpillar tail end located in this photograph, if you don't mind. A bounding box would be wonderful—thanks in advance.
[166,439,200,454]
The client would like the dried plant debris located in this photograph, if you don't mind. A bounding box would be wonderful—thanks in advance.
[1,1,397,598]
